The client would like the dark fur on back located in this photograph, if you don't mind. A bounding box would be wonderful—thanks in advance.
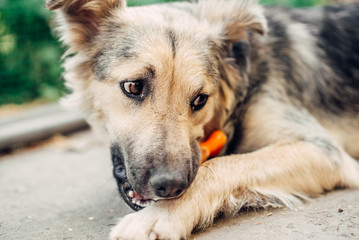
[225,4,359,154]
[319,4,359,112]
[258,4,359,114]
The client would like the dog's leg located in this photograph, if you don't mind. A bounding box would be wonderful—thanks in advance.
[110,140,359,240]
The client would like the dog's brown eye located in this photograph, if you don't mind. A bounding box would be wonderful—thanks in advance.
[191,94,208,111]
[122,81,144,96]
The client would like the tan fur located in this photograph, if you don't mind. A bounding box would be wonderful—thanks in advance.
[46,0,359,239]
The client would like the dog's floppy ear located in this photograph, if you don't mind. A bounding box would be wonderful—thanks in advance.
[196,0,267,70]
[46,0,126,46]
[196,0,267,38]
[224,1,265,71]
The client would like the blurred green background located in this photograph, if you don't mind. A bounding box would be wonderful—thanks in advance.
[0,0,332,107]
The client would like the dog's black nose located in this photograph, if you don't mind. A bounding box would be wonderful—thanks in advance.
[150,172,188,198]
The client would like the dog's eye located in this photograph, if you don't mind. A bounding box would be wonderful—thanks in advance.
[191,94,208,111]
[121,81,144,96]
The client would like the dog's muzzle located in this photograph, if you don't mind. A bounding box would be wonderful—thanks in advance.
[111,144,153,211]
[111,144,195,211]
[113,163,189,211]
[113,163,155,210]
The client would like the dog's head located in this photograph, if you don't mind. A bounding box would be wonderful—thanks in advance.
[46,0,266,210]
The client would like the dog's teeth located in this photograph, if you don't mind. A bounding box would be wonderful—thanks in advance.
[132,198,137,204]
[128,191,134,198]
[141,201,152,207]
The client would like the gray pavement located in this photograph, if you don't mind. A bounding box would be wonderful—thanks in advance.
[0,131,358,240]
[0,103,88,150]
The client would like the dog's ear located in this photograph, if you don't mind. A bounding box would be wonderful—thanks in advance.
[196,0,267,70]
[224,1,265,71]
[230,40,251,72]
[196,0,267,40]
[46,0,126,46]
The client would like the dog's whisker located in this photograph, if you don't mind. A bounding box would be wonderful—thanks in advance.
[96,177,115,191]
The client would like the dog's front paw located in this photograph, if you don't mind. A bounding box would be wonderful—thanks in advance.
[109,204,188,240]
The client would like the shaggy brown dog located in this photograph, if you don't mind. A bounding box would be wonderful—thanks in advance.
[46,0,359,239]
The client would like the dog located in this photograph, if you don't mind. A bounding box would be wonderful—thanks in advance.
[46,0,359,239]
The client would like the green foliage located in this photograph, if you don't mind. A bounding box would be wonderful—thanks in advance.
[260,0,327,7]
[0,0,325,106]
[0,0,65,105]
[128,0,183,6]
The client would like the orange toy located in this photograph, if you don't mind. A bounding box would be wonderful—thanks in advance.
[199,130,227,165]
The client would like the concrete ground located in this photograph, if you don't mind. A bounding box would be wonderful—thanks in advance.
[0,130,358,240]
[0,103,88,151]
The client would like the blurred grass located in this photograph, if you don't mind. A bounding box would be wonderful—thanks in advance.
[129,0,327,7]
[0,0,64,105]
[260,0,331,7]
[0,0,327,106]
[128,0,184,6]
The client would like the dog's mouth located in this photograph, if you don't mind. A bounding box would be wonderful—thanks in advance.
[114,164,156,211]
